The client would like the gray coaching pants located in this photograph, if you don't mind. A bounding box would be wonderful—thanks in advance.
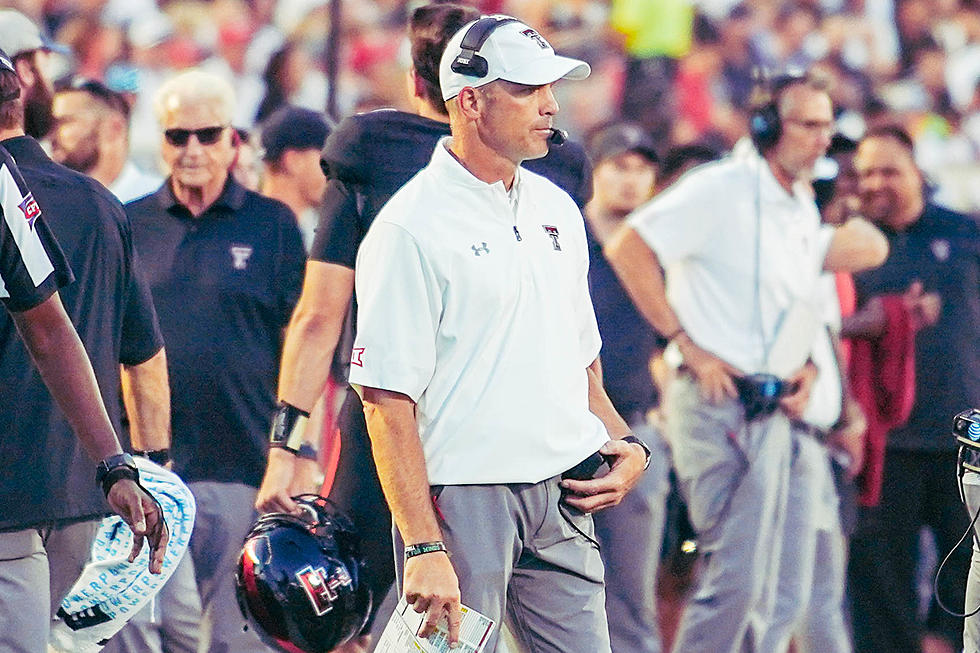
[593,421,671,653]
[394,477,611,653]
[0,519,99,653]
[666,374,791,653]
[761,428,851,653]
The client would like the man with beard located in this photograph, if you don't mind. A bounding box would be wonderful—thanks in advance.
[847,125,979,653]
[51,79,161,203]
[0,10,61,139]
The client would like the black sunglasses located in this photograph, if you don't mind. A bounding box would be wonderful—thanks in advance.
[164,126,227,147]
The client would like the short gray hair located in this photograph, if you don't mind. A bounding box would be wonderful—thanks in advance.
[154,69,235,125]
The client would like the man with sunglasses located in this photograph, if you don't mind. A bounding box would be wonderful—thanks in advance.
[51,79,161,204]
[125,69,305,653]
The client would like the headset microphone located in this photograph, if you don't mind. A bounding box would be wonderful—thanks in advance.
[549,128,567,146]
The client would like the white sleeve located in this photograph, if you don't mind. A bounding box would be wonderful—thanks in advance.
[626,169,722,268]
[348,221,442,403]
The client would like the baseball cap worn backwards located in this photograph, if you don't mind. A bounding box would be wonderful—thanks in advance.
[439,15,591,101]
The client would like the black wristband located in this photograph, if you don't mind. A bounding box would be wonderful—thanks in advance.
[95,453,140,498]
[269,401,310,455]
[404,541,448,560]
[135,448,171,466]
[621,434,652,470]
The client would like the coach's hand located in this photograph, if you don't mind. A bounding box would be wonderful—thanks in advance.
[779,360,818,419]
[561,438,646,513]
[676,334,741,404]
[255,448,302,515]
[107,479,169,574]
[404,551,462,645]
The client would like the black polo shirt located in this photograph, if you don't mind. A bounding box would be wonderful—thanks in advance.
[586,223,663,421]
[126,178,305,487]
[0,135,158,531]
[854,203,980,450]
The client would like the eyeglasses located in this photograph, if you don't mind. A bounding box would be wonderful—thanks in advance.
[164,126,227,147]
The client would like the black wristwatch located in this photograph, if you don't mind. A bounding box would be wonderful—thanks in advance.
[621,435,652,470]
[95,453,140,498]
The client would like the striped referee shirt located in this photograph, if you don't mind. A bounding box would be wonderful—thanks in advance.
[0,145,72,312]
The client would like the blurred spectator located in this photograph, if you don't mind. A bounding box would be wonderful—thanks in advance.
[259,105,330,250]
[231,126,263,192]
[584,121,670,653]
[847,125,978,653]
[0,9,64,139]
[50,78,161,202]
[610,0,694,141]
[126,68,305,653]
[255,40,313,122]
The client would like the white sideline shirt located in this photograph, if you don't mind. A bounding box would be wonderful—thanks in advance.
[349,138,608,485]
[629,139,835,375]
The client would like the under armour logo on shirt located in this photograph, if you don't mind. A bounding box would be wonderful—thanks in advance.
[472,242,490,256]
[230,245,253,270]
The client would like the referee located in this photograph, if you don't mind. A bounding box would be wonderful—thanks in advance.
[0,47,167,653]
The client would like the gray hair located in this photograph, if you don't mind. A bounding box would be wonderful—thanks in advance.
[154,69,235,125]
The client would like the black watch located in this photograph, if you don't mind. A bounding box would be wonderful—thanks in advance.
[95,453,140,498]
[621,435,652,470]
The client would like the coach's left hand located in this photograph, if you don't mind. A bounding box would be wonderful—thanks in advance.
[560,439,647,513]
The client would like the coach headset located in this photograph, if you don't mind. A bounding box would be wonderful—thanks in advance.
[748,70,810,152]
[450,15,567,146]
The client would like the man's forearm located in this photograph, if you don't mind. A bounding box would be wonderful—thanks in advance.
[277,261,354,412]
[587,357,630,438]
[360,387,442,545]
[604,226,683,338]
[121,347,171,452]
[12,293,121,462]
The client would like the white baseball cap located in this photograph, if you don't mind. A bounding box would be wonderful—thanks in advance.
[439,15,590,101]
[0,9,70,59]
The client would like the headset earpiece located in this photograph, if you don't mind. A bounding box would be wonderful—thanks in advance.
[749,101,782,152]
[450,16,520,79]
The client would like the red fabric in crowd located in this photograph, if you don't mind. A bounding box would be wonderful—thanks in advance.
[849,295,918,507]
[835,272,856,364]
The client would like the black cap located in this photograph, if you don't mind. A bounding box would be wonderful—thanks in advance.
[586,122,658,166]
[260,106,331,162]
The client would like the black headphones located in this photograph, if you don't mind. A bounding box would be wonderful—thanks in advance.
[450,16,520,78]
[748,71,807,152]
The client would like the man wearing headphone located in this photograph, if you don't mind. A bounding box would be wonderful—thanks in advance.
[605,72,888,652]
[329,15,648,652]
[257,5,593,650]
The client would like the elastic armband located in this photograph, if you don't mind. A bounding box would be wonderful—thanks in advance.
[269,401,310,455]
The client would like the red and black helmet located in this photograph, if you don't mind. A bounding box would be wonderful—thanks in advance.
[236,495,373,653]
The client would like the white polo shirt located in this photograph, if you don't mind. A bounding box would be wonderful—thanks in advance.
[629,139,835,375]
[802,274,844,430]
[349,138,608,485]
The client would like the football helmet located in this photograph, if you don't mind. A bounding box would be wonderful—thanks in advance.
[236,495,372,653]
